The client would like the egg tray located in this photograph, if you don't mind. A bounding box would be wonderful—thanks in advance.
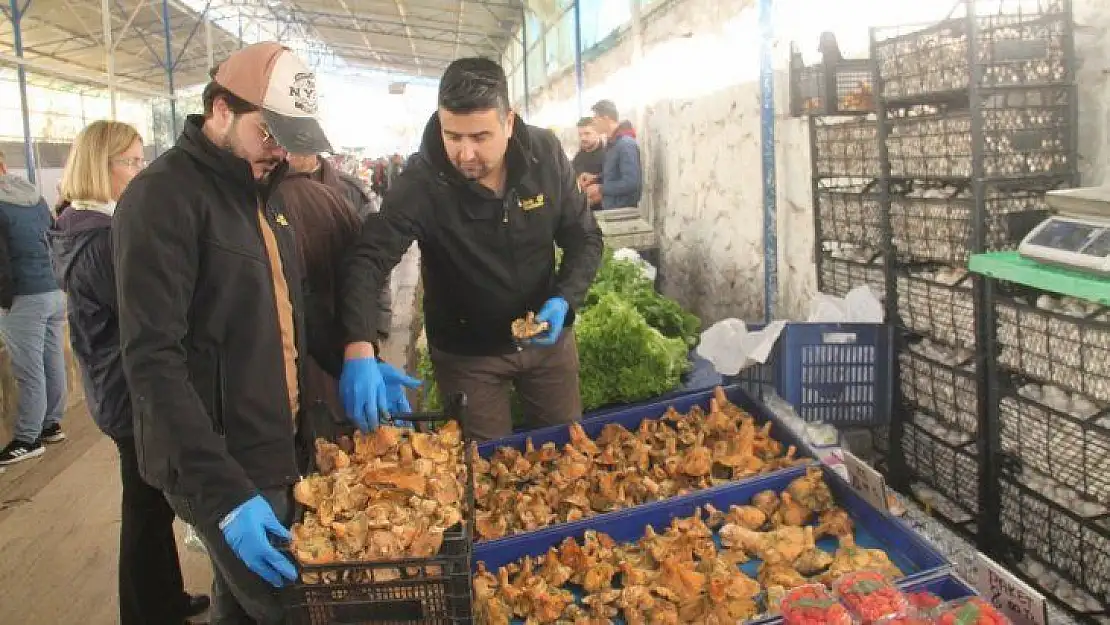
[889,187,1050,264]
[885,88,1073,181]
[900,411,980,524]
[284,400,476,625]
[815,183,884,248]
[812,116,881,178]
[898,348,979,436]
[791,54,875,116]
[998,390,1110,507]
[819,253,887,301]
[998,475,1110,608]
[872,3,1071,104]
[996,299,1110,403]
[895,273,976,350]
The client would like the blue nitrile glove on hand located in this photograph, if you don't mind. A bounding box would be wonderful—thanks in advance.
[531,297,570,346]
[219,495,297,588]
[340,357,388,431]
[378,361,422,427]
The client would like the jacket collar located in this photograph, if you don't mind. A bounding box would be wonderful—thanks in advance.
[417,112,543,200]
[177,115,287,200]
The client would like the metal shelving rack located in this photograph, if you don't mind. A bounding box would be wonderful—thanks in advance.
[869,0,1080,557]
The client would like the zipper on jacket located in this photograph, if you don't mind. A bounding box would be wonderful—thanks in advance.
[214,351,226,437]
[502,190,525,352]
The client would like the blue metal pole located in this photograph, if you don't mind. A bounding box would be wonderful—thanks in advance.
[162,0,177,135]
[9,0,36,185]
[573,0,584,117]
[759,0,777,323]
[520,8,530,118]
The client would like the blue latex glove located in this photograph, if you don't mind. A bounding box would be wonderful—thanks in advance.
[531,297,570,346]
[378,362,423,427]
[340,357,388,431]
[219,495,297,588]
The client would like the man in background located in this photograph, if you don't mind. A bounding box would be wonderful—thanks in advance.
[571,117,605,211]
[588,99,643,210]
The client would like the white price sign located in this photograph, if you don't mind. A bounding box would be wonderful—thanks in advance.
[976,553,1048,625]
[842,450,888,512]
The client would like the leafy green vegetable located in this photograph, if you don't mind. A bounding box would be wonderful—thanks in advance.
[586,248,700,347]
[576,291,690,411]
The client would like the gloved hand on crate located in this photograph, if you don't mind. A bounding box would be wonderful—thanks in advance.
[220,495,297,587]
[340,357,422,431]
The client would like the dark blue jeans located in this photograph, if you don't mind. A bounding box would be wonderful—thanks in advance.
[0,290,67,443]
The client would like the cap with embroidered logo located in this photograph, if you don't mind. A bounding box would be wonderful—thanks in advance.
[213,42,333,154]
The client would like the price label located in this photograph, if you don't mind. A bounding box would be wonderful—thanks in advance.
[976,553,1048,625]
[842,450,888,512]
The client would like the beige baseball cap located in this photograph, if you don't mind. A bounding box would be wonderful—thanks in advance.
[213,42,333,154]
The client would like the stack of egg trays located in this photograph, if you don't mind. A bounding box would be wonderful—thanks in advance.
[871,0,1072,105]
[819,249,887,301]
[890,182,1051,265]
[900,408,981,529]
[992,283,1110,618]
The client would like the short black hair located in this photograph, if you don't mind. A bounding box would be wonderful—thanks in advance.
[438,57,510,116]
[576,116,595,128]
[591,99,619,121]
[202,66,261,117]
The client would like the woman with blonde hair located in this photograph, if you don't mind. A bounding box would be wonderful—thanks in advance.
[49,120,208,624]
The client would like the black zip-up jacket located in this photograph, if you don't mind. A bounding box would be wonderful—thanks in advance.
[113,115,340,528]
[340,113,604,356]
[49,206,132,439]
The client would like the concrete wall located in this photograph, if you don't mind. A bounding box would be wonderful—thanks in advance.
[525,0,1110,325]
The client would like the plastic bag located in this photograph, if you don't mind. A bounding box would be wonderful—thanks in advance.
[612,247,657,282]
[695,319,787,376]
[781,584,853,625]
[183,523,207,554]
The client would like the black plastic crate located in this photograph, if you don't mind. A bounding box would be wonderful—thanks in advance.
[995,294,1110,402]
[890,182,1051,264]
[998,476,1110,609]
[899,347,979,435]
[885,87,1073,180]
[812,116,880,178]
[896,270,977,350]
[818,249,886,300]
[872,2,1071,104]
[815,179,883,247]
[901,410,980,526]
[790,39,875,116]
[285,397,475,625]
[999,385,1110,507]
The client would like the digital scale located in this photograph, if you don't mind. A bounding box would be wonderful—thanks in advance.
[1018,186,1110,276]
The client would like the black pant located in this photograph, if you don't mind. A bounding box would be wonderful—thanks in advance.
[114,436,190,625]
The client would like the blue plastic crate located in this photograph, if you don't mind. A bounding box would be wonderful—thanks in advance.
[473,464,951,621]
[779,322,893,426]
[478,383,818,462]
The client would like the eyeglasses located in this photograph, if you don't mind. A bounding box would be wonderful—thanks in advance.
[259,123,278,147]
[111,157,147,170]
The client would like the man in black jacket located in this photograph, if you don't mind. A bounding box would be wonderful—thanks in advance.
[113,42,369,623]
[339,57,604,441]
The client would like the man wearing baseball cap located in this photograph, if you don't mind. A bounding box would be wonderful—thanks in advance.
[112,42,387,623]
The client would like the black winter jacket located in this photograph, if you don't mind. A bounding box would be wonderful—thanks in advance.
[49,206,131,438]
[113,115,341,528]
[339,113,604,356]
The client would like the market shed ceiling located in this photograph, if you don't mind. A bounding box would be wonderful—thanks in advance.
[0,0,523,96]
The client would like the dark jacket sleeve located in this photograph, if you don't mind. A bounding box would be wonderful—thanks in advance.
[340,176,424,346]
[602,138,643,199]
[545,131,604,309]
[113,174,257,527]
[0,215,13,310]
[86,230,118,314]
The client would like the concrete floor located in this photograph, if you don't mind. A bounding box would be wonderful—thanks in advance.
[0,247,422,625]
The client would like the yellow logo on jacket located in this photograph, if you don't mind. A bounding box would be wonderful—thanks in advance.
[520,194,545,211]
[275,214,290,227]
